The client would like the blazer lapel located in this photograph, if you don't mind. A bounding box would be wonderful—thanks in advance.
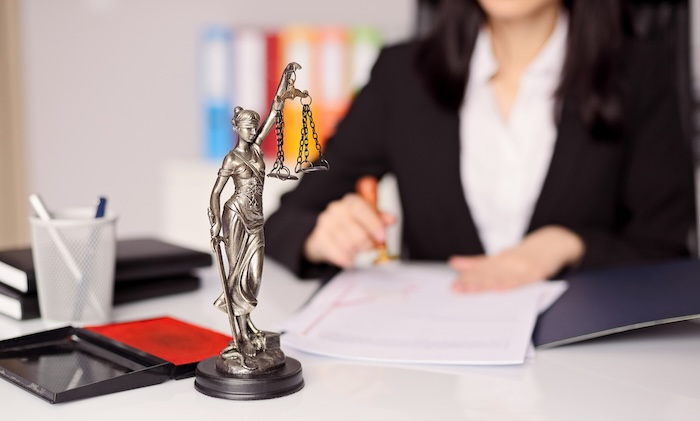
[529,102,587,231]
[439,108,486,254]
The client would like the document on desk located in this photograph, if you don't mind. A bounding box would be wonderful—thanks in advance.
[281,263,567,365]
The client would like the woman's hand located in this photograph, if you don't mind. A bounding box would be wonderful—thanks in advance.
[303,193,396,268]
[449,252,547,292]
[449,226,585,293]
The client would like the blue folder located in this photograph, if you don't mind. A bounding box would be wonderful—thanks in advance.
[533,259,700,348]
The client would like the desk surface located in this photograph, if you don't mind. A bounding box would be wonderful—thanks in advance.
[1,261,699,421]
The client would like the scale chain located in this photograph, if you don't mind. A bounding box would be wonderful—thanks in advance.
[307,105,322,157]
[270,109,285,174]
[295,104,311,173]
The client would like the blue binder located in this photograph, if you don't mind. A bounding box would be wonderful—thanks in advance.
[533,259,700,348]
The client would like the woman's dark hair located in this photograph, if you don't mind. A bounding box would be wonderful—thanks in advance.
[416,0,623,136]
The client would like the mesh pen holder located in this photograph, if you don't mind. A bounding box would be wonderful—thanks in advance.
[30,208,118,325]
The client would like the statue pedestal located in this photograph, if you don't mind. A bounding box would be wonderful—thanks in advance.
[194,356,303,400]
[194,331,303,400]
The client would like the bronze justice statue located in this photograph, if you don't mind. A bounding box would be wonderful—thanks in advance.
[194,63,327,400]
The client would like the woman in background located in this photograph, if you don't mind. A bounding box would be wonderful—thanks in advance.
[264,0,696,292]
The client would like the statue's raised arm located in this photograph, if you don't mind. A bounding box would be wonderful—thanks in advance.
[255,62,307,146]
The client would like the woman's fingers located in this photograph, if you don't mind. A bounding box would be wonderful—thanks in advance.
[448,255,487,271]
[304,193,393,267]
[340,194,388,244]
[450,252,545,293]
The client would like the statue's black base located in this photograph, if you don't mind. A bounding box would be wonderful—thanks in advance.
[194,356,303,400]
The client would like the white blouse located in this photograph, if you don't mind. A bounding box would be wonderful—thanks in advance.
[460,13,568,255]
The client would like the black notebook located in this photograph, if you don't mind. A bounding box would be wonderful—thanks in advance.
[0,273,201,320]
[0,237,212,293]
[533,259,700,348]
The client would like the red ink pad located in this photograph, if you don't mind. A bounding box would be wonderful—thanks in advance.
[86,316,230,378]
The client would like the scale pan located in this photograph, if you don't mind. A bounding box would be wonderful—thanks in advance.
[267,172,299,180]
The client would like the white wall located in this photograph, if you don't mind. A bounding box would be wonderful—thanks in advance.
[19,0,415,243]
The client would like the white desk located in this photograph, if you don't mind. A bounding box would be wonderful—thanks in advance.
[1,260,699,420]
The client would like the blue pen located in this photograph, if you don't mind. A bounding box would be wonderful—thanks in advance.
[72,196,109,320]
[96,197,107,218]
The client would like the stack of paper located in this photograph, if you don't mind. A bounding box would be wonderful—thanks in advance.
[281,263,566,365]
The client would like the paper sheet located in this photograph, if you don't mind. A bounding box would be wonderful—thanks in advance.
[281,263,567,365]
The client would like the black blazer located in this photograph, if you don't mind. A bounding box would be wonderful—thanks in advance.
[264,38,696,278]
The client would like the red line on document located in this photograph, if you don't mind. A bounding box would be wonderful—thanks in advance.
[301,281,368,335]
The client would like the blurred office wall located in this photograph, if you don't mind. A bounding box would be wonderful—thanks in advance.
[18,0,414,242]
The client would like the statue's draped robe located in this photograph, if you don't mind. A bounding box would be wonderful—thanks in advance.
[214,145,265,317]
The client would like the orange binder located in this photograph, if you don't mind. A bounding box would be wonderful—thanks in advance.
[277,26,319,164]
[316,26,351,143]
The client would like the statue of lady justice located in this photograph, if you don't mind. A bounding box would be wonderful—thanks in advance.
[207,62,319,377]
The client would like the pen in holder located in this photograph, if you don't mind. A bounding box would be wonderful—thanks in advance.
[72,196,108,321]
